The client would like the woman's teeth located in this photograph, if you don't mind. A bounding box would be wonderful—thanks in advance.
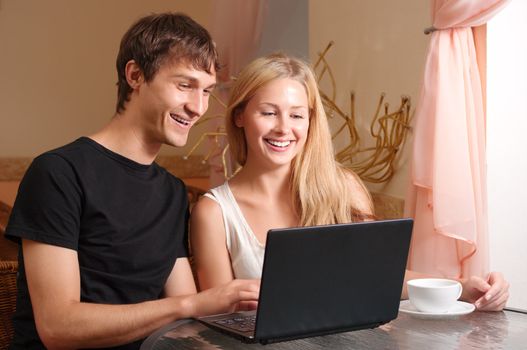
[266,139,291,147]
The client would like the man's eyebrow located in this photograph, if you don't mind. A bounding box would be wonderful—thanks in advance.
[171,74,216,89]
[171,74,197,81]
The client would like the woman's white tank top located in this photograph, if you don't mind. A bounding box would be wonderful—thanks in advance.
[203,182,265,279]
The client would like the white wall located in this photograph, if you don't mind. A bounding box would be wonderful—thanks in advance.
[309,0,429,198]
[0,0,212,157]
[1,0,427,199]
[487,1,527,311]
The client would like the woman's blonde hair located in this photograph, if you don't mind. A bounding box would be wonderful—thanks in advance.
[226,53,373,225]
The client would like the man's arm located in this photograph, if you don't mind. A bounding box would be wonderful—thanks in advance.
[165,257,260,315]
[24,240,259,349]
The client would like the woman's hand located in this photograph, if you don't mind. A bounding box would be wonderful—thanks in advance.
[460,272,509,311]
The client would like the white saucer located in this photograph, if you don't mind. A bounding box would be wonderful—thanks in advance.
[399,300,475,319]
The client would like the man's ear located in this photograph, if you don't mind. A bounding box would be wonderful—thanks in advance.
[125,60,144,90]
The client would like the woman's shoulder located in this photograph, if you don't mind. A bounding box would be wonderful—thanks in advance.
[190,194,228,247]
[191,193,222,220]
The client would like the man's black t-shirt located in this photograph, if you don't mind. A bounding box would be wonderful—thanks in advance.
[6,137,190,349]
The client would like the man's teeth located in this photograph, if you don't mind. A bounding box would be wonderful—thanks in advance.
[171,114,190,126]
[267,139,291,147]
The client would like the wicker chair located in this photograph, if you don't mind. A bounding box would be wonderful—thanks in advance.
[0,261,17,350]
[0,201,17,350]
[0,201,17,262]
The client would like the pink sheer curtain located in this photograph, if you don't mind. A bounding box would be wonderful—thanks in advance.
[207,0,267,187]
[405,0,510,279]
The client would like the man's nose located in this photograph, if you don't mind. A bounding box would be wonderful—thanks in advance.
[186,90,208,118]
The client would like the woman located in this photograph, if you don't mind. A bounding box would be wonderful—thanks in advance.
[190,53,509,311]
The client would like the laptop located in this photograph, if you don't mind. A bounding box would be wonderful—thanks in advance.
[197,218,413,344]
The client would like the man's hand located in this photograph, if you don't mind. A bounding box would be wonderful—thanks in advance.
[460,271,509,311]
[183,279,260,317]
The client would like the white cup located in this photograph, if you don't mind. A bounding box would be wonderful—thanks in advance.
[407,278,462,313]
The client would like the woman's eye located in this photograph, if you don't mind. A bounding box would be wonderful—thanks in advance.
[292,114,304,119]
[262,111,276,116]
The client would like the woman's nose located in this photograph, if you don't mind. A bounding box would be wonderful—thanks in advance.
[273,114,291,133]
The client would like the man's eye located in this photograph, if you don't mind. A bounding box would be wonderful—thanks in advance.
[262,111,276,116]
[179,83,191,90]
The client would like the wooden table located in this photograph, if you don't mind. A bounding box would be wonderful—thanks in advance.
[141,308,527,349]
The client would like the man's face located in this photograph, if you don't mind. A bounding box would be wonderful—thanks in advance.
[135,60,216,148]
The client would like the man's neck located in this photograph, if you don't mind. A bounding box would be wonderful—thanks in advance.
[89,113,162,165]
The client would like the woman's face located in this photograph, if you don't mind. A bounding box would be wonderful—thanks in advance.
[236,78,310,169]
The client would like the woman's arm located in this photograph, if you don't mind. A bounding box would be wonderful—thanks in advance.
[190,196,236,290]
[402,269,509,311]
[456,271,509,311]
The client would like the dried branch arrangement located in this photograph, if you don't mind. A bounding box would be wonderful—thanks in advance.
[315,41,412,183]
[184,42,412,183]
[182,96,232,179]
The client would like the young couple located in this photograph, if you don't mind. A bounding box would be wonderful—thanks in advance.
[6,12,508,350]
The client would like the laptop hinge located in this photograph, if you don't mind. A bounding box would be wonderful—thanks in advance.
[257,322,383,345]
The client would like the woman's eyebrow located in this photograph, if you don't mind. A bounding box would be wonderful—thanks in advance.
[258,102,308,109]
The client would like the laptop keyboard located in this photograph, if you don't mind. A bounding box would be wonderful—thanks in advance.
[213,314,256,332]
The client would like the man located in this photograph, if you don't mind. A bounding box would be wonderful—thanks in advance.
[6,13,259,349]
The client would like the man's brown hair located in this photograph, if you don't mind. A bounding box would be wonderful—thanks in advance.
[115,12,219,113]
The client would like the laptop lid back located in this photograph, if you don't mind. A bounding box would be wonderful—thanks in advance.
[254,218,413,342]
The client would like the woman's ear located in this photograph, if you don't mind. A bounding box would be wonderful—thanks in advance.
[234,108,244,128]
[125,60,144,90]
